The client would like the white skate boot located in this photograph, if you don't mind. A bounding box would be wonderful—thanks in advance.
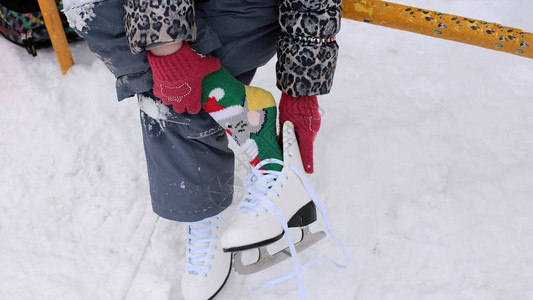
[181,206,233,300]
[220,121,326,273]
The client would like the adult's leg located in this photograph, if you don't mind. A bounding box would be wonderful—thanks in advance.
[195,0,280,83]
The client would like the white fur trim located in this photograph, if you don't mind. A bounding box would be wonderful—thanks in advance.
[208,88,225,101]
[209,105,244,121]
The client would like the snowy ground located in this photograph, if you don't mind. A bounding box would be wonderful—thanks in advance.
[2,0,533,299]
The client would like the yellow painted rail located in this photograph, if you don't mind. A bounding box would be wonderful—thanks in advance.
[37,0,74,74]
[341,0,533,59]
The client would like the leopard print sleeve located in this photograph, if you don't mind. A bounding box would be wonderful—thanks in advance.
[123,0,197,55]
[276,0,342,97]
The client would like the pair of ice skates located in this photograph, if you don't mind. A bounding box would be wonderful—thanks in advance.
[181,121,327,300]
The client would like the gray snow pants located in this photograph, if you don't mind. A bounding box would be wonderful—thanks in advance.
[69,0,279,222]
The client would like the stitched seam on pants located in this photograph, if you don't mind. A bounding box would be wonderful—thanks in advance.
[186,125,224,139]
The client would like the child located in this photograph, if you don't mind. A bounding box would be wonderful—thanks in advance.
[64,0,340,298]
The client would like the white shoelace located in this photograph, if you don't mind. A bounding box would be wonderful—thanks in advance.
[185,215,220,277]
[238,159,287,216]
[240,159,349,300]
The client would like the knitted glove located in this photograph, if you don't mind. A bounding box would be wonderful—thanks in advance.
[147,42,220,114]
[202,67,282,171]
[278,93,321,174]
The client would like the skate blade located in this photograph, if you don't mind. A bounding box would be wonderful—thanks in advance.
[233,227,326,275]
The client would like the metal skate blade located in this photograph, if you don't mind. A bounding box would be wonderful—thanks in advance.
[234,227,326,275]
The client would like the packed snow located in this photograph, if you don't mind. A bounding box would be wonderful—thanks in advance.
[62,0,96,32]
[1,0,533,299]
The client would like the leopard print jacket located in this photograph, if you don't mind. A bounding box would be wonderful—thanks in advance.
[123,0,341,96]
[277,0,341,96]
[123,0,197,54]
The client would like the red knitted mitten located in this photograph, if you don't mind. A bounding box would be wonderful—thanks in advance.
[279,93,321,174]
[147,42,220,114]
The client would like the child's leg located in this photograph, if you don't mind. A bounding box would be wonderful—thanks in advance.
[201,67,283,171]
[138,92,235,222]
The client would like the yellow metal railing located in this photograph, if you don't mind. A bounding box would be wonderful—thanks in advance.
[341,0,533,59]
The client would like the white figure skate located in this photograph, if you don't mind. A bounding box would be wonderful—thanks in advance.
[181,206,234,300]
[220,121,326,274]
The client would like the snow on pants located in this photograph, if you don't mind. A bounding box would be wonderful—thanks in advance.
[66,0,280,222]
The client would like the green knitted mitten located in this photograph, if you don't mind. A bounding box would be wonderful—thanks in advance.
[201,67,282,171]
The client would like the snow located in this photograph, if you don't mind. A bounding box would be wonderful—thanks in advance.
[62,0,97,32]
[138,94,172,130]
[1,0,533,299]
